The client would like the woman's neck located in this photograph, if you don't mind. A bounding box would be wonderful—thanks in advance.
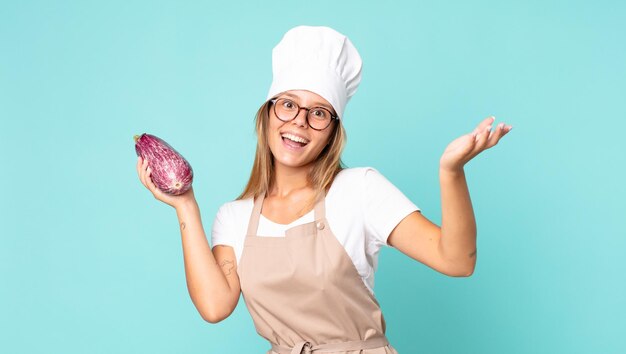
[270,162,313,198]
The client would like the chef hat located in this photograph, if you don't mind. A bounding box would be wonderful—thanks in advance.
[266,25,363,120]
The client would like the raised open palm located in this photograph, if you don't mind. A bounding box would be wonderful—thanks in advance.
[439,116,513,173]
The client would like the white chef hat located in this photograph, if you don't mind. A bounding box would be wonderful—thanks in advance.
[266,25,363,120]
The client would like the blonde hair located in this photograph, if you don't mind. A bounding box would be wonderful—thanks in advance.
[236,99,347,214]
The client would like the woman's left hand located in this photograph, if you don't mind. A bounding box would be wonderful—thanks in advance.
[439,116,512,174]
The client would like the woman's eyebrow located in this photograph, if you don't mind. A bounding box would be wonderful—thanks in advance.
[281,93,333,110]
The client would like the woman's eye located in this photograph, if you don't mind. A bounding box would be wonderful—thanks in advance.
[311,109,327,119]
[282,100,294,109]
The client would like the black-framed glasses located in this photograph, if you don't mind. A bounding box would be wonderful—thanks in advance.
[269,97,338,131]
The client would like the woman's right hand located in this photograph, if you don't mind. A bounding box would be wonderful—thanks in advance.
[136,156,196,209]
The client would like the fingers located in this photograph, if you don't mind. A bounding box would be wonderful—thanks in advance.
[473,117,513,152]
[139,157,147,187]
[472,122,492,150]
[471,116,495,137]
[485,122,510,148]
[137,156,153,191]
[136,156,169,204]
[142,159,156,192]
[145,166,158,194]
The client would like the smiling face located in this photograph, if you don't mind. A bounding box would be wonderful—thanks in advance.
[267,90,338,170]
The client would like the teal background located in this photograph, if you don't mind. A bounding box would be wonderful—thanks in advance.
[1,0,624,353]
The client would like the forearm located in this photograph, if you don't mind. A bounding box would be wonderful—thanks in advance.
[176,200,231,319]
[438,168,477,275]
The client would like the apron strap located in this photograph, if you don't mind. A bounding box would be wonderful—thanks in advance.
[246,193,265,236]
[313,190,326,221]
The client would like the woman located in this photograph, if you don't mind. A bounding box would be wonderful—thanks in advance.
[136,26,511,354]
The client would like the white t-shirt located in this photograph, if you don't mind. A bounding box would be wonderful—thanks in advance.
[211,167,420,296]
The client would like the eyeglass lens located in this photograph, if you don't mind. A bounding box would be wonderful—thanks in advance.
[274,98,333,130]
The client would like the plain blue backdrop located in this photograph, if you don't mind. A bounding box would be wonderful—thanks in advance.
[1,1,624,353]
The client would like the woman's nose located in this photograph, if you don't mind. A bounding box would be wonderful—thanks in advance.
[292,108,308,127]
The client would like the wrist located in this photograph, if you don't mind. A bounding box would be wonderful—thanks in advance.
[439,166,465,178]
[175,197,199,214]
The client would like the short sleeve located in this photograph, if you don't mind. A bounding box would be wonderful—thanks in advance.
[363,168,420,248]
[211,203,235,248]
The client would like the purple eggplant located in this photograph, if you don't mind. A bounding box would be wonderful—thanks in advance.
[134,133,193,195]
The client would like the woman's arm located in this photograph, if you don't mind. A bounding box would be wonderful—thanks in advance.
[438,168,476,275]
[388,116,512,276]
[136,157,240,323]
[176,200,241,323]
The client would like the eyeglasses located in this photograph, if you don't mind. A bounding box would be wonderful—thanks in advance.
[269,97,338,131]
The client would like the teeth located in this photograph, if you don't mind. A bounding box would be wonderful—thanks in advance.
[281,133,309,144]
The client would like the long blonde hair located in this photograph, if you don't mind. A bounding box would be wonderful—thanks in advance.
[236,99,347,214]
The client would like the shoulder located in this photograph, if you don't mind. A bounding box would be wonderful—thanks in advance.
[332,166,417,213]
[211,197,254,250]
[331,167,389,191]
[327,167,389,206]
[333,166,381,185]
[215,197,254,224]
[336,166,379,177]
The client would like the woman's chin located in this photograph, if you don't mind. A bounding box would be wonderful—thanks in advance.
[274,156,313,169]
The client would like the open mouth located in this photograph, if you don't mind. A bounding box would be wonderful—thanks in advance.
[281,133,309,149]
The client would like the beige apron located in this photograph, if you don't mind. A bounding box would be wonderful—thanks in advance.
[237,191,399,354]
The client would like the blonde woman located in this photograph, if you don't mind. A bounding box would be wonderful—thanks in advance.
[136,25,511,354]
